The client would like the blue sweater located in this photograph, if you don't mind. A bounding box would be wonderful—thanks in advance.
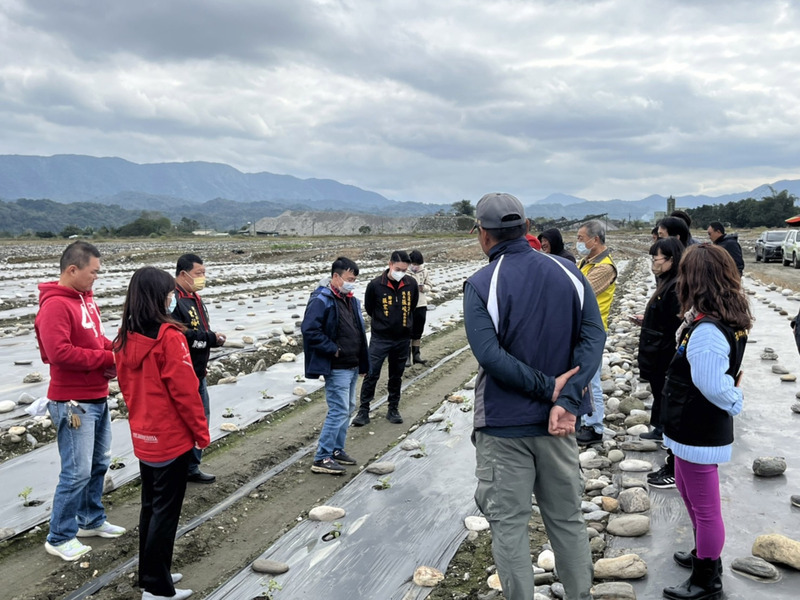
[664,322,744,464]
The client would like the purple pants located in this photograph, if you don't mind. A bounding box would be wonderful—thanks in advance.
[674,456,725,559]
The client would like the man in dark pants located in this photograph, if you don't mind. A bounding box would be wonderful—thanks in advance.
[465,193,605,600]
[172,253,226,483]
[352,250,419,426]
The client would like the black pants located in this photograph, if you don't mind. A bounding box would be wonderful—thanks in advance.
[645,371,666,431]
[359,335,409,409]
[138,450,192,596]
[411,306,427,341]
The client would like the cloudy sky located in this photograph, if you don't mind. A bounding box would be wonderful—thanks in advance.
[1,0,798,204]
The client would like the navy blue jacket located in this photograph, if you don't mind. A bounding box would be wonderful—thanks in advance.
[302,285,369,379]
[464,237,605,429]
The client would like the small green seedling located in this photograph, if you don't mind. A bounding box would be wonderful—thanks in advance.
[260,389,273,399]
[294,374,305,382]
[18,486,33,506]
[223,407,234,418]
[109,456,126,470]
[373,476,392,490]
[258,578,282,599]
[442,419,454,433]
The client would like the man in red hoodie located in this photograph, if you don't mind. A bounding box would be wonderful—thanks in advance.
[35,241,125,562]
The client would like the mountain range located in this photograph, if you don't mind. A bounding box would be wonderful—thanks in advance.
[0,154,798,233]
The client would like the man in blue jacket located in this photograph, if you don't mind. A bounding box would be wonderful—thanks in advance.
[464,193,605,600]
[302,257,370,475]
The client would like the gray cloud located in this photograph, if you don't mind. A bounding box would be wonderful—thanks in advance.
[0,0,798,203]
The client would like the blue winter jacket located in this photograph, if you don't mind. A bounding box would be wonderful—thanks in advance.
[464,237,605,429]
[301,284,369,379]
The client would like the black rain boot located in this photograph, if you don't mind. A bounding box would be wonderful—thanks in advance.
[674,529,696,569]
[386,405,403,424]
[412,346,427,365]
[663,555,723,600]
[352,405,371,427]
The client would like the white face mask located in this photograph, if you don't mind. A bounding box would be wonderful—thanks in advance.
[342,281,357,293]
[390,269,405,282]
[576,241,590,256]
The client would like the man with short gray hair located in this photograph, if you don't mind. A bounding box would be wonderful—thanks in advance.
[575,220,617,444]
[465,193,605,600]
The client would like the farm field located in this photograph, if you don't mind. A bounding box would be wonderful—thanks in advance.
[1,231,799,600]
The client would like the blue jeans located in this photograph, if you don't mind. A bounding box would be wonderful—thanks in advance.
[189,377,210,474]
[314,368,359,461]
[47,400,111,544]
[581,364,604,434]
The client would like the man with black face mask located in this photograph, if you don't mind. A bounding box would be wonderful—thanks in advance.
[353,250,419,426]
[172,253,226,483]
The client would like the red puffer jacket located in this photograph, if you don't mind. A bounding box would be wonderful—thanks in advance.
[115,323,210,462]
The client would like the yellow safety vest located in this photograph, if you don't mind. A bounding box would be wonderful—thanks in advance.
[579,253,616,330]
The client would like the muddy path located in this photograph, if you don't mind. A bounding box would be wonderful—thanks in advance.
[1,323,478,600]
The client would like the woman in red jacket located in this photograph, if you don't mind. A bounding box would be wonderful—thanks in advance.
[115,267,210,600]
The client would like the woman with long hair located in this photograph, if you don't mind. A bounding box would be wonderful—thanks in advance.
[114,267,210,600]
[661,244,752,600]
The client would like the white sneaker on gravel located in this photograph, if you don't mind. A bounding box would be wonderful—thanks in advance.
[142,589,192,600]
[44,538,92,561]
[171,574,183,584]
[77,521,126,538]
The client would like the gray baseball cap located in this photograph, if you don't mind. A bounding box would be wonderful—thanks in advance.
[473,193,526,230]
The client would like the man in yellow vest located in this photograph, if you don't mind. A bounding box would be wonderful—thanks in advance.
[575,220,617,444]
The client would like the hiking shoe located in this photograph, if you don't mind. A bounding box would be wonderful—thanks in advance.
[791,495,800,508]
[77,521,126,538]
[640,429,663,441]
[575,425,602,444]
[311,457,346,475]
[142,589,193,600]
[648,464,676,489]
[44,538,92,561]
[386,407,404,424]
[333,449,357,465]
[352,408,370,427]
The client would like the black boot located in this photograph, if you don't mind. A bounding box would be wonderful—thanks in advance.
[674,549,695,569]
[352,406,371,427]
[663,555,723,600]
[386,406,403,424]
[412,347,427,365]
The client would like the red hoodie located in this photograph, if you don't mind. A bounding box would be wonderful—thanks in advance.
[115,323,210,462]
[35,281,115,401]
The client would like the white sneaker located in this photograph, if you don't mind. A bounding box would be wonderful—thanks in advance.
[142,589,192,600]
[171,574,183,584]
[44,538,92,561]
[77,521,126,538]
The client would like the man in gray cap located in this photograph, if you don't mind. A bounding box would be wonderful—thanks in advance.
[464,193,605,600]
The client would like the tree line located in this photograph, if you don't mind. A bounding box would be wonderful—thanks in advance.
[687,188,798,229]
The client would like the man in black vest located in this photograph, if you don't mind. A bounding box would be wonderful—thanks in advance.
[172,253,226,483]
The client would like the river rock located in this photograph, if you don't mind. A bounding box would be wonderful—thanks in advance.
[752,533,800,569]
[8,426,27,436]
[252,359,267,372]
[590,582,636,599]
[366,461,395,475]
[619,459,652,472]
[607,514,650,537]
[23,372,43,383]
[618,397,645,415]
[413,565,444,586]
[619,439,659,452]
[601,379,617,394]
[584,510,610,522]
[624,413,650,427]
[400,438,422,451]
[593,553,647,579]
[279,352,297,362]
[17,392,37,405]
[308,505,346,521]
[730,556,781,581]
[761,349,778,360]
[293,386,307,396]
[487,573,503,590]
[0,400,16,413]
[282,324,295,334]
[252,559,290,574]
[217,376,238,384]
[772,364,790,374]
[537,549,555,571]
[792,403,800,414]
[600,497,620,512]
[465,516,490,531]
[220,423,239,432]
[752,457,787,477]
[781,374,797,382]
[608,449,625,463]
[618,487,651,513]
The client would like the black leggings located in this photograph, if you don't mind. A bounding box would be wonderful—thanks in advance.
[411,306,427,341]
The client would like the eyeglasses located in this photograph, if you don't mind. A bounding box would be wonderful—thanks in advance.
[650,256,668,263]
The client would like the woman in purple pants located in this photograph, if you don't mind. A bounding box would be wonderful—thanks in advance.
[660,244,752,600]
